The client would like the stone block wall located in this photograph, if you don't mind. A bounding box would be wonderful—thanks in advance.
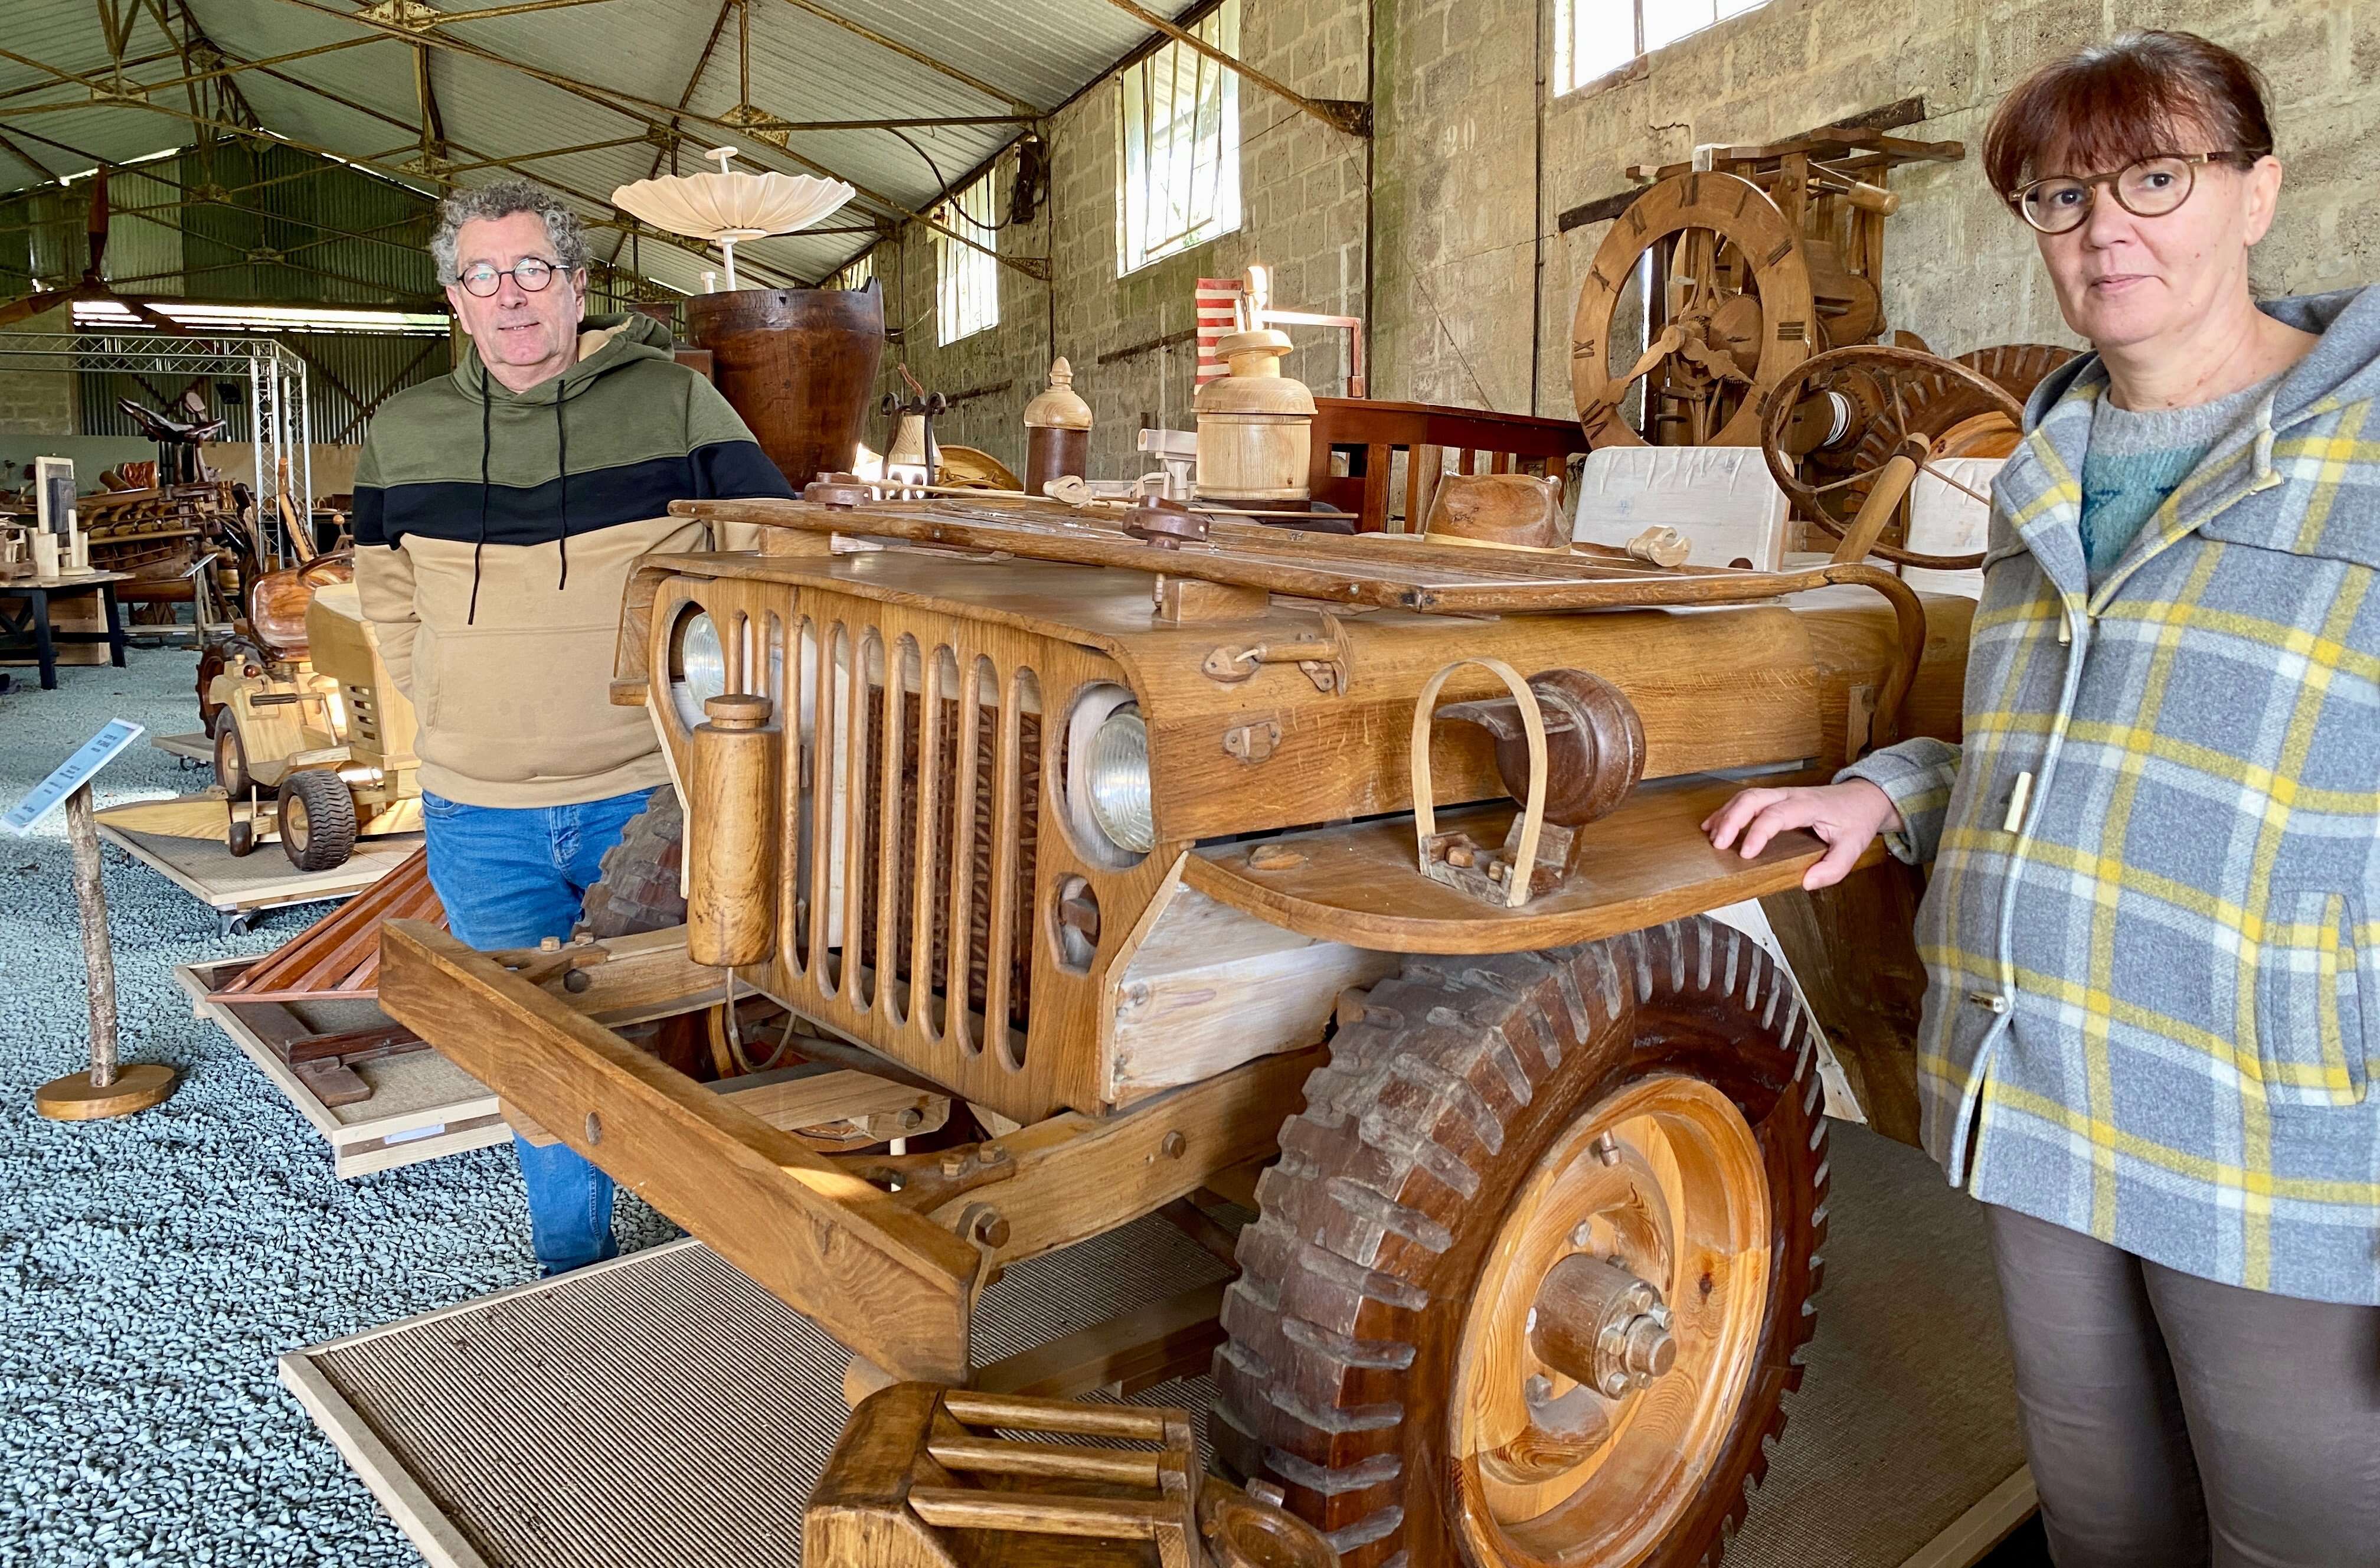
[0,307,75,438]
[841,0,2380,477]
[860,0,1368,478]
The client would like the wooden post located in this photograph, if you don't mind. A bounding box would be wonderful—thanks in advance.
[67,785,116,1087]
[35,782,179,1120]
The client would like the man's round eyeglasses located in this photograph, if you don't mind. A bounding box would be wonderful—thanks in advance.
[457,257,569,296]
[2010,151,2267,235]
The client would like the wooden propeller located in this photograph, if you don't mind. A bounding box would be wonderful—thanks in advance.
[0,168,184,332]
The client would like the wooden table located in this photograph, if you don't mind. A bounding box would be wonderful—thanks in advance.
[0,570,132,688]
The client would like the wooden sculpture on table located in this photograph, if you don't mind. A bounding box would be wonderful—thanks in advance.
[685,283,887,489]
[374,467,1985,1568]
[1023,358,1094,498]
[1571,128,1963,447]
[1194,329,1316,506]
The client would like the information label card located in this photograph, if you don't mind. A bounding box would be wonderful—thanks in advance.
[3,720,145,836]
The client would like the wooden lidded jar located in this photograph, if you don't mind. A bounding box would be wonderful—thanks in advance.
[1194,329,1314,503]
[1022,357,1093,498]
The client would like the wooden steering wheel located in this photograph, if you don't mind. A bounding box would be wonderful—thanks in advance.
[1757,345,2024,571]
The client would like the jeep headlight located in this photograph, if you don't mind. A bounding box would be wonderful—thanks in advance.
[1084,707,1155,854]
[671,609,727,730]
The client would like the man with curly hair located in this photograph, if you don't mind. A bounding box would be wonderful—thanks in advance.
[355,178,792,1274]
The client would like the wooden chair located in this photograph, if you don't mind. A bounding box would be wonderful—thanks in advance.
[1305,397,1595,534]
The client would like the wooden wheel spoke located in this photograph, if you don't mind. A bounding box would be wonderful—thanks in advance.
[1807,470,1875,496]
[1915,459,1994,505]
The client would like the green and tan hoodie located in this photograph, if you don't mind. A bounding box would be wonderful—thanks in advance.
[354,313,791,808]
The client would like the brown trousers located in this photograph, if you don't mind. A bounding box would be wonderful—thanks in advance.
[1985,1205,2380,1567]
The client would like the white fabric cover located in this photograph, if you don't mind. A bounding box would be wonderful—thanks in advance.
[1901,456,2002,599]
[1572,445,1789,571]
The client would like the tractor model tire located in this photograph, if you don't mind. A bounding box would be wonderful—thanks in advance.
[227,819,256,857]
[578,788,688,940]
[213,718,250,799]
[279,769,358,871]
[1215,916,1826,1568]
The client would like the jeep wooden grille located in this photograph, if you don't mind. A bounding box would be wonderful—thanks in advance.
[851,690,1042,1044]
[658,576,1150,1124]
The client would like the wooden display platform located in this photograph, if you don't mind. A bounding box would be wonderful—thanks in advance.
[152,731,212,765]
[96,794,420,934]
[282,1124,2034,1568]
[176,956,509,1177]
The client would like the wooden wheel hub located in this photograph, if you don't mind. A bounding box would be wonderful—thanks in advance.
[1528,1254,1677,1399]
[1452,1073,1771,1566]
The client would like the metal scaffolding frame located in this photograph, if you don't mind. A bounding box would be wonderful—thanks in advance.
[0,331,310,551]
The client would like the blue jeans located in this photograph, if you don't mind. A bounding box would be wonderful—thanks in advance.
[421,784,663,1276]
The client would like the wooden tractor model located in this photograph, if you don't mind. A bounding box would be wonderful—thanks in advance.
[377,469,1976,1568]
[210,557,422,870]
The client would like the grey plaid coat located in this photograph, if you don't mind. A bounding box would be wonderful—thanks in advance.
[1844,288,2380,1304]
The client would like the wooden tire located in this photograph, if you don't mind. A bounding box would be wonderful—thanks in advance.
[279,769,357,871]
[1570,174,1816,449]
[578,789,689,939]
[212,719,250,799]
[1215,918,1826,1568]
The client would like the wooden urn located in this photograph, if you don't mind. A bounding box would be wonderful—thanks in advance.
[686,282,887,489]
[1194,329,1314,503]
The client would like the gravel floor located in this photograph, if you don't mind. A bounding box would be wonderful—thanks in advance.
[0,651,677,1568]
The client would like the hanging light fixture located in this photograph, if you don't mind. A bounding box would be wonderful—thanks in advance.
[610,2,852,289]
[613,148,854,290]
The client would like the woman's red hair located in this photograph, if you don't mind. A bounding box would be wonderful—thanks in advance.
[1982,30,2274,196]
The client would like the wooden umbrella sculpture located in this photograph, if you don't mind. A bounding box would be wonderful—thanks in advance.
[612,149,855,290]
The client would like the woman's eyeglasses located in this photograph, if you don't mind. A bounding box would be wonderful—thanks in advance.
[2009,151,2267,234]
[456,257,568,297]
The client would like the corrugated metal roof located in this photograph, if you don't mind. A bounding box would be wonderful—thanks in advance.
[1,0,1202,290]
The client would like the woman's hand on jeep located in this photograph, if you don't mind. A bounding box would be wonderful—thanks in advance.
[1702,780,1902,891]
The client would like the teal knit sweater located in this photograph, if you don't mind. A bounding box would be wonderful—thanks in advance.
[2078,371,2281,583]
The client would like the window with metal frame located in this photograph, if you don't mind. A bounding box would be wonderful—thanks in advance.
[833,250,875,292]
[1116,0,1243,276]
[935,170,1001,345]
[1552,0,1770,96]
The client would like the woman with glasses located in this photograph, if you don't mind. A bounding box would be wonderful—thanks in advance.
[1705,30,2380,1568]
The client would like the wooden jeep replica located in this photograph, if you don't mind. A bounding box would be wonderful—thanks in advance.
[379,471,1971,1568]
